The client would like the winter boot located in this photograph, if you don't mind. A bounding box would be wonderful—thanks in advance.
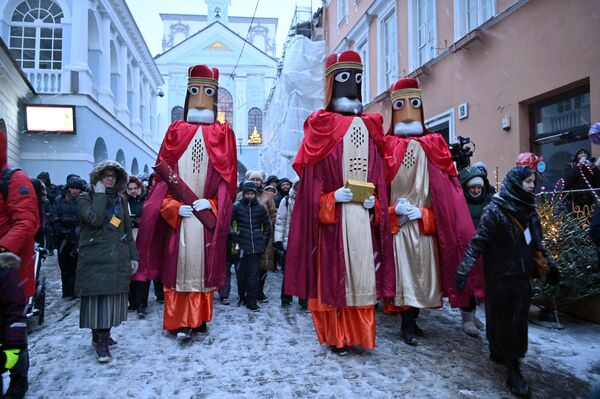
[176,327,193,341]
[92,331,117,347]
[246,303,260,312]
[194,322,208,334]
[461,310,480,337]
[95,330,112,363]
[137,305,147,319]
[506,361,530,398]
[330,346,349,356]
[401,308,419,346]
[5,374,28,399]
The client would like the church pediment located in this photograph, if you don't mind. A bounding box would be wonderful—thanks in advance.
[155,21,277,68]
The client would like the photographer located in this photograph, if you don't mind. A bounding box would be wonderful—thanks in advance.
[449,136,475,172]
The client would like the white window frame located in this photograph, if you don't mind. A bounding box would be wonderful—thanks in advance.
[408,0,437,72]
[376,1,397,94]
[355,34,370,104]
[425,108,456,143]
[454,0,496,41]
[337,0,349,26]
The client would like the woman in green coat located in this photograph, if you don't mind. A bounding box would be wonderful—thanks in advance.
[75,161,138,363]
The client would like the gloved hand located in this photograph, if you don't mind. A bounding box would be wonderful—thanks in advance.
[178,205,193,218]
[456,272,469,291]
[130,260,139,275]
[0,252,21,269]
[274,241,284,251]
[394,198,422,220]
[546,264,560,286]
[0,347,21,373]
[363,196,375,209]
[334,187,353,203]
[192,198,212,212]
[94,181,106,194]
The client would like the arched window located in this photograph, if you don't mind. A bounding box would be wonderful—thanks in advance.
[143,164,149,174]
[217,88,233,126]
[94,137,108,165]
[171,106,184,122]
[116,149,126,168]
[247,107,263,139]
[9,0,63,70]
[131,158,139,175]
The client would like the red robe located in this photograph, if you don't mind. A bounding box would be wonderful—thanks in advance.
[285,110,395,308]
[135,120,237,289]
[383,132,485,307]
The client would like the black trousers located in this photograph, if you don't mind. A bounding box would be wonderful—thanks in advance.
[238,253,261,306]
[486,277,531,364]
[57,241,77,298]
[153,279,164,300]
[129,281,150,310]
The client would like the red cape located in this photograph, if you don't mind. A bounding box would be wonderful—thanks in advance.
[134,120,236,288]
[293,110,386,175]
[384,133,485,307]
[285,111,395,307]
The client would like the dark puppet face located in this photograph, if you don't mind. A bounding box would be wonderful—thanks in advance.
[330,68,363,115]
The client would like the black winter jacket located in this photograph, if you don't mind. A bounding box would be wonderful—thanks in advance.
[457,201,543,281]
[231,197,271,255]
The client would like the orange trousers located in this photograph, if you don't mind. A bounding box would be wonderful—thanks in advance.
[163,288,213,331]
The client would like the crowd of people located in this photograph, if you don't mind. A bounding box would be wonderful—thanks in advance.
[3,57,598,399]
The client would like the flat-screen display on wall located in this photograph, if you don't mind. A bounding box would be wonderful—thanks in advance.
[25,105,76,134]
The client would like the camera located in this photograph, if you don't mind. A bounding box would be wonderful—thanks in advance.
[448,136,475,172]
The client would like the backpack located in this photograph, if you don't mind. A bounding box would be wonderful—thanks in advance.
[0,167,20,201]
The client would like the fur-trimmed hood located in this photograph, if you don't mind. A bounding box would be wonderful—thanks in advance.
[89,160,128,193]
[0,252,21,269]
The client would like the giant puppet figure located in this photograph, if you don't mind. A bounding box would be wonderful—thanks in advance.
[285,51,394,355]
[383,78,485,345]
[135,65,237,340]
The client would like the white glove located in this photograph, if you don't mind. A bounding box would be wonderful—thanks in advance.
[94,181,106,193]
[363,196,375,209]
[130,260,139,275]
[192,198,212,212]
[334,187,353,203]
[178,205,193,218]
[394,198,422,220]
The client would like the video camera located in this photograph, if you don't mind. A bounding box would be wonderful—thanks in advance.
[448,136,475,172]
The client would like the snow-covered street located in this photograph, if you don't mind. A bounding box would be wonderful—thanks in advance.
[14,255,600,398]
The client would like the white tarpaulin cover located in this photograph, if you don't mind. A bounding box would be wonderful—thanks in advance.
[261,36,326,179]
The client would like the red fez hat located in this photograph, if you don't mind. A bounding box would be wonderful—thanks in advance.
[390,78,421,101]
[325,50,363,77]
[188,65,219,87]
[515,152,543,170]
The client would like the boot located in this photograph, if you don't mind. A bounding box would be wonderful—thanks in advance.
[137,305,147,319]
[176,327,192,341]
[92,331,118,347]
[461,310,480,337]
[506,361,530,398]
[330,346,349,356]
[5,374,28,399]
[401,308,419,346]
[95,330,112,363]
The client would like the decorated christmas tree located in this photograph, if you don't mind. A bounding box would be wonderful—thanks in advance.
[533,198,600,308]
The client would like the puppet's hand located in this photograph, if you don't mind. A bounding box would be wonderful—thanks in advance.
[394,198,421,220]
[334,187,353,203]
[363,196,375,209]
[192,199,211,212]
[178,205,193,218]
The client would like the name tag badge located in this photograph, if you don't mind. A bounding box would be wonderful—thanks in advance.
[524,227,532,245]
[110,215,122,229]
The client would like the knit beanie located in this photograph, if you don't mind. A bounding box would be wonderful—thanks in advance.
[466,176,484,187]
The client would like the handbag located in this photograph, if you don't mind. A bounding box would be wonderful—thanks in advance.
[507,213,549,278]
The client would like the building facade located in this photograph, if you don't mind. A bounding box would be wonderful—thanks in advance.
[323,0,599,186]
[0,0,163,183]
[155,0,278,179]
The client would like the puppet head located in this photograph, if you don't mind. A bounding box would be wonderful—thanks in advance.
[324,51,363,115]
[184,65,219,124]
[390,78,425,137]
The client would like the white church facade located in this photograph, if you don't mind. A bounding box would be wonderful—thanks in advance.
[155,0,278,178]
[0,0,163,183]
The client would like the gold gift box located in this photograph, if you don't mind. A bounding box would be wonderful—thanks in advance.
[345,179,375,203]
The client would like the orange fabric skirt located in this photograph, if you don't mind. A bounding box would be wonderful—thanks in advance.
[382,299,411,315]
[163,288,213,331]
[308,297,376,349]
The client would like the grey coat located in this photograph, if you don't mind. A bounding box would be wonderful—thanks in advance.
[75,161,137,297]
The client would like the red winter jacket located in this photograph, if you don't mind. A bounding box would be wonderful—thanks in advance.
[0,169,39,298]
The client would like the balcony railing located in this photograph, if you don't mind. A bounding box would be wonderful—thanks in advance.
[24,68,62,94]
